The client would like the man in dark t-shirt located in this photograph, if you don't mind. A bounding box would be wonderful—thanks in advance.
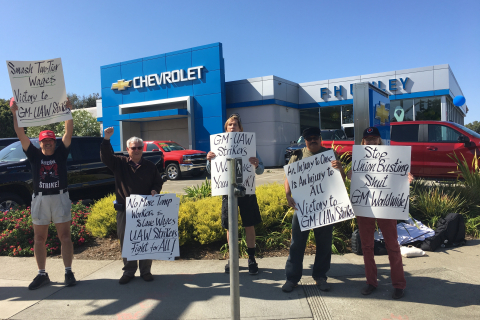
[10,98,76,290]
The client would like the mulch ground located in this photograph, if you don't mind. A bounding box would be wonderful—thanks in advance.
[50,237,319,261]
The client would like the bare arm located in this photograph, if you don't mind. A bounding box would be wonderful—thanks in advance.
[284,176,297,209]
[9,99,31,151]
[62,99,74,148]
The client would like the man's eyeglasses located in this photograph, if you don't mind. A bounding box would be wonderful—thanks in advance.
[305,136,320,142]
[129,146,144,151]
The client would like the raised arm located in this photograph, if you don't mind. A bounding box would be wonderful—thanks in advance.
[62,99,74,148]
[100,127,120,170]
[9,98,31,151]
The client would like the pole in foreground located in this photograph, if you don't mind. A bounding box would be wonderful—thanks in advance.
[228,158,246,320]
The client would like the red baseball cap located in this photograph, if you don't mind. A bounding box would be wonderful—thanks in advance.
[39,130,56,141]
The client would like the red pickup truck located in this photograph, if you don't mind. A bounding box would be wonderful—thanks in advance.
[143,140,207,180]
[286,122,480,179]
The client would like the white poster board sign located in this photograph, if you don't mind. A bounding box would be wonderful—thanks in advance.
[284,149,354,231]
[122,194,180,261]
[6,58,71,127]
[210,132,256,196]
[350,145,411,220]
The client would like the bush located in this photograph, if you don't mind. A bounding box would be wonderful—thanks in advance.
[192,196,224,244]
[178,200,197,246]
[184,178,211,200]
[85,194,117,237]
[255,183,289,232]
[0,202,93,256]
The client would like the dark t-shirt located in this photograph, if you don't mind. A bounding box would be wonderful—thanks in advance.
[24,141,70,193]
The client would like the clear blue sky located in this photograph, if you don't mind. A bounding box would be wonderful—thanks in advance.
[2,0,479,123]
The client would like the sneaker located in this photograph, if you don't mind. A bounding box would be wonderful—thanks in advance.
[65,271,77,287]
[28,273,50,290]
[315,278,331,292]
[281,280,298,292]
[392,288,405,299]
[119,274,134,285]
[248,259,258,275]
[225,262,230,274]
[361,284,376,295]
[141,273,154,282]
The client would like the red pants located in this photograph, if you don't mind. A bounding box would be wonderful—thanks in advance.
[357,216,406,289]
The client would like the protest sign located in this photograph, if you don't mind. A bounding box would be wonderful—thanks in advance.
[6,58,71,127]
[210,132,256,196]
[122,194,180,261]
[284,149,354,231]
[350,145,411,220]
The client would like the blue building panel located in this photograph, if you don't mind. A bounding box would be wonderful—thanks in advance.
[166,51,192,71]
[100,43,226,152]
[194,93,223,118]
[193,69,222,96]
[192,45,222,71]
[194,116,224,152]
[101,65,122,89]
[101,88,123,108]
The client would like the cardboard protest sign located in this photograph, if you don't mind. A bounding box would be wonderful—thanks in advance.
[284,149,354,231]
[210,132,256,196]
[350,145,411,220]
[122,194,180,261]
[6,58,71,127]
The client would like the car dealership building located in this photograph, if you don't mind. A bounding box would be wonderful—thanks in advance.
[96,42,467,166]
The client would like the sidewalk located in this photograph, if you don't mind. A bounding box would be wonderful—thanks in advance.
[1,239,479,320]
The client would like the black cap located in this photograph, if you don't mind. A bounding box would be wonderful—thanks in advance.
[302,127,321,138]
[363,127,381,138]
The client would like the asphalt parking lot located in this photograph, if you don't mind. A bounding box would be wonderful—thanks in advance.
[161,168,285,194]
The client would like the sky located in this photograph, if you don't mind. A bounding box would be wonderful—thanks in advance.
[2,0,479,123]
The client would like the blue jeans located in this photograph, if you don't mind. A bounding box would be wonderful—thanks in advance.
[285,212,334,283]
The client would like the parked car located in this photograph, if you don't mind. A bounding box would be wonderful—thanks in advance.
[143,140,207,180]
[285,129,353,164]
[0,138,19,151]
[0,137,165,211]
[390,121,480,179]
[285,122,480,179]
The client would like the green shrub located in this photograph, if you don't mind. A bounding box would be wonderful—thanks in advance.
[192,196,225,244]
[0,202,92,256]
[255,183,289,232]
[178,200,197,246]
[85,194,117,237]
[184,178,211,200]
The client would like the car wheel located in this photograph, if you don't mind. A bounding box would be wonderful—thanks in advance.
[166,163,181,180]
[0,193,25,212]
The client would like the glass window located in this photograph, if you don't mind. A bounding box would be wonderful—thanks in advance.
[428,125,462,142]
[342,105,353,124]
[344,127,355,140]
[390,99,414,122]
[146,143,158,151]
[320,106,342,129]
[415,97,441,121]
[158,142,185,152]
[76,139,102,161]
[300,108,320,134]
[451,123,480,139]
[391,124,419,142]
[0,141,28,162]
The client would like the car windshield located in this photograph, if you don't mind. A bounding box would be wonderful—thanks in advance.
[296,136,305,144]
[0,141,40,162]
[451,123,480,140]
[158,142,185,152]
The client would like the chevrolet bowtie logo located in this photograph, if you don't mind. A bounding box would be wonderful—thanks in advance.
[111,79,132,91]
[375,103,389,125]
